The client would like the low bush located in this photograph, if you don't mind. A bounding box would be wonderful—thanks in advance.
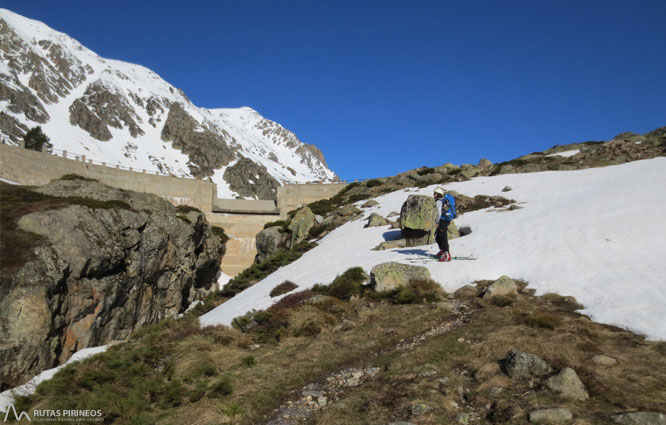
[270,280,299,297]
[210,225,229,244]
[520,313,562,330]
[390,279,446,304]
[365,179,383,188]
[175,205,202,214]
[313,267,368,300]
[417,167,435,176]
[263,219,287,230]
[57,174,98,182]
[208,376,233,398]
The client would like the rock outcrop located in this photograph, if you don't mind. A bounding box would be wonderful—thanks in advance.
[288,207,316,247]
[0,179,225,390]
[255,226,287,263]
[161,102,236,177]
[223,157,281,200]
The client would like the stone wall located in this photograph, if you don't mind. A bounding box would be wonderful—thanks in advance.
[0,142,215,212]
[277,182,347,217]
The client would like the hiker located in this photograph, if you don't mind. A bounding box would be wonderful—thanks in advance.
[433,187,456,262]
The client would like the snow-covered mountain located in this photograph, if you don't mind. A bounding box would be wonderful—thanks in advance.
[0,9,338,199]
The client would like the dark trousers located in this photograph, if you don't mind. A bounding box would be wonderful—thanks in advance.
[435,220,450,252]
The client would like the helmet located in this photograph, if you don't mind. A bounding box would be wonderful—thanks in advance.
[433,187,445,198]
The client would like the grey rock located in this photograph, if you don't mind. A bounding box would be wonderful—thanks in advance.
[361,200,379,208]
[590,354,618,367]
[161,102,236,177]
[1,179,224,389]
[613,412,666,425]
[479,158,493,168]
[370,262,431,292]
[456,413,474,424]
[223,157,280,200]
[255,226,286,263]
[502,186,513,192]
[400,195,438,246]
[365,213,390,228]
[501,350,551,379]
[483,276,519,299]
[288,207,316,247]
[372,239,407,251]
[409,403,432,417]
[69,80,144,141]
[545,367,589,401]
[529,408,573,424]
[337,204,362,217]
[454,284,478,300]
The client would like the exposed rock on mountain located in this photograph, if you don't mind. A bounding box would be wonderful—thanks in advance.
[0,178,225,390]
[223,157,280,200]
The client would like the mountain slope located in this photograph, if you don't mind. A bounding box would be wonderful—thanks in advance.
[0,8,337,199]
[201,157,666,341]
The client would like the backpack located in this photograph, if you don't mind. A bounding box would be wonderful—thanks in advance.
[441,193,457,220]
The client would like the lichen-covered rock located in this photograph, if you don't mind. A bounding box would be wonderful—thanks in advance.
[288,207,316,247]
[501,350,551,379]
[223,157,280,200]
[255,226,286,263]
[545,368,589,401]
[372,239,407,251]
[483,276,519,299]
[613,412,666,425]
[400,195,438,246]
[370,262,431,292]
[365,213,389,228]
[0,179,224,390]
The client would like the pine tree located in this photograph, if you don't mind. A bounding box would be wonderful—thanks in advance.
[23,126,52,152]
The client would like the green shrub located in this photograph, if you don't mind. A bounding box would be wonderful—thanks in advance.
[263,220,288,230]
[57,174,98,182]
[390,279,446,304]
[365,179,383,188]
[176,204,202,214]
[211,225,229,244]
[208,376,233,398]
[314,267,368,300]
[270,281,299,297]
[242,355,256,367]
[417,167,435,176]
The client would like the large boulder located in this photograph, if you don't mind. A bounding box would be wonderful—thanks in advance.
[255,226,286,263]
[288,207,316,247]
[370,262,431,292]
[400,195,438,246]
[0,179,224,390]
[545,368,589,401]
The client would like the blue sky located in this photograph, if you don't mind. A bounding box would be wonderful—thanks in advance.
[3,0,665,181]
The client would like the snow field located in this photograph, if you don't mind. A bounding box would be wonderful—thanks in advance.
[200,158,666,341]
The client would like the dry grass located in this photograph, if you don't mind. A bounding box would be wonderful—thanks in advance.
[16,281,666,425]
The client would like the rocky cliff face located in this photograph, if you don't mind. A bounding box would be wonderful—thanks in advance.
[0,179,225,390]
[0,9,338,199]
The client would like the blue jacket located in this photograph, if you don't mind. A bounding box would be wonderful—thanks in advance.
[436,194,456,222]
